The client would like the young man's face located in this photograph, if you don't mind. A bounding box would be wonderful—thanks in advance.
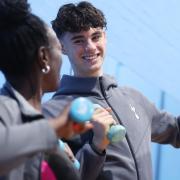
[61,27,106,77]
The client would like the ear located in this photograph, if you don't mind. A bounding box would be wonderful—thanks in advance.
[103,31,107,39]
[37,46,50,70]
[62,44,67,55]
[59,39,67,55]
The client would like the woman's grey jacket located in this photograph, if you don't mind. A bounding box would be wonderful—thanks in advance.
[0,82,57,180]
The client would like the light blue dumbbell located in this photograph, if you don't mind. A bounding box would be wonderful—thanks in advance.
[69,97,94,123]
[58,140,80,170]
[70,97,126,143]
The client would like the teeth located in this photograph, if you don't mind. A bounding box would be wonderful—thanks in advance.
[83,55,97,61]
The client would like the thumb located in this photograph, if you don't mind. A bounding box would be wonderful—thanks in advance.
[49,103,71,131]
[57,103,71,123]
[73,122,93,134]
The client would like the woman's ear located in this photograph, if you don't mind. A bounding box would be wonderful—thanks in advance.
[37,46,50,71]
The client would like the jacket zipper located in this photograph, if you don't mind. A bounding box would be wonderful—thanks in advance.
[99,77,140,180]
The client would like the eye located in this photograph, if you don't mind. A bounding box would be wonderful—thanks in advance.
[73,39,84,44]
[92,34,102,42]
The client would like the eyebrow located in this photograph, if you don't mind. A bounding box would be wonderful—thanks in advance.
[70,30,103,41]
[71,35,84,41]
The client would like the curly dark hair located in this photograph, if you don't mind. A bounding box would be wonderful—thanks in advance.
[52,1,107,38]
[0,0,49,79]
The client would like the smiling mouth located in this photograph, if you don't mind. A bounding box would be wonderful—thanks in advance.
[82,53,100,62]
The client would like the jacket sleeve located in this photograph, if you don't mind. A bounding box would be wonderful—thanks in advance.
[76,143,106,180]
[0,119,58,174]
[64,133,106,180]
[151,105,180,147]
[127,87,180,147]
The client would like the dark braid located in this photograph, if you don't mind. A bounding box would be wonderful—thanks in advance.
[0,0,49,79]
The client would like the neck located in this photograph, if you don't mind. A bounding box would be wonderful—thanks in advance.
[74,70,103,78]
[8,77,42,111]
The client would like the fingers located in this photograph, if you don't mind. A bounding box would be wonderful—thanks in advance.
[73,122,93,134]
[57,103,71,123]
[93,108,109,117]
[93,108,116,125]
[90,106,117,150]
[50,103,71,128]
[93,107,112,115]
[105,107,112,112]
[49,103,73,139]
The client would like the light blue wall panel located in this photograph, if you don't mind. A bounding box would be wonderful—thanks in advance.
[0,1,179,180]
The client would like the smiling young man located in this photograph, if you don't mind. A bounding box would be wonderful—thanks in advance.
[60,27,105,77]
[43,1,180,180]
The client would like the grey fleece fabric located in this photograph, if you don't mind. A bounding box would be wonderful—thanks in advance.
[43,74,180,180]
[0,82,58,180]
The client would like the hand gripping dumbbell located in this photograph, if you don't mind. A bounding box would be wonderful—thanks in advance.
[69,97,126,143]
[58,97,126,170]
[58,97,93,170]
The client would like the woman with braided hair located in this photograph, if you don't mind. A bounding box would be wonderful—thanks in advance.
[0,0,93,179]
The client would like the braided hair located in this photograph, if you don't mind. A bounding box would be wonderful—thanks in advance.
[0,0,49,79]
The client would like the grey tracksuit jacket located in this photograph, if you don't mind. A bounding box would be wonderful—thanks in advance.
[0,82,58,180]
[43,74,180,180]
[0,82,81,180]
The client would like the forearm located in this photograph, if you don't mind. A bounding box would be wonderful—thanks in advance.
[76,143,106,180]
[151,110,180,147]
[0,120,57,174]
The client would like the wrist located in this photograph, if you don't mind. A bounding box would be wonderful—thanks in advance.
[92,136,109,150]
[90,141,106,156]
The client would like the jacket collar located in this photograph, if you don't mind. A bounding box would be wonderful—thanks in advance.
[54,74,118,99]
[0,82,43,119]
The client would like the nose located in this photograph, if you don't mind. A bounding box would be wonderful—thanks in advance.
[84,39,96,52]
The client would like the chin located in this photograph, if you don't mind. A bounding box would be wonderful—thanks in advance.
[90,67,102,75]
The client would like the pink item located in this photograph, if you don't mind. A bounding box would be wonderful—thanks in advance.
[41,160,57,180]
